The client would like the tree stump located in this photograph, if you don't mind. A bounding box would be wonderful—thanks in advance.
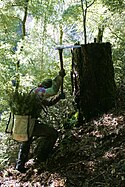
[71,42,116,123]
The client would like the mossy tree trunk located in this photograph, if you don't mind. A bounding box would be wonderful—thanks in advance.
[71,42,116,124]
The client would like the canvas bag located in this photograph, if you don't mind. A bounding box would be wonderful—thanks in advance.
[6,113,35,142]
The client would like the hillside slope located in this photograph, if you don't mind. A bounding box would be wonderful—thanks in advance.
[1,84,125,187]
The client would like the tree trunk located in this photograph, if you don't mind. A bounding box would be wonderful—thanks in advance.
[71,42,116,124]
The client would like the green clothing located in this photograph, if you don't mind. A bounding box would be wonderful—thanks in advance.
[31,75,62,118]
[33,75,62,98]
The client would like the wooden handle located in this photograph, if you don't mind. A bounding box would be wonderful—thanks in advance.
[59,49,64,94]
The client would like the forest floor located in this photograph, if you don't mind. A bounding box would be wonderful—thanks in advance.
[1,84,125,187]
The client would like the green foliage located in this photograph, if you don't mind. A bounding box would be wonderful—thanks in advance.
[0,111,19,169]
[0,135,18,169]
[101,0,125,13]
[63,4,82,23]
[6,85,43,115]
[7,91,31,115]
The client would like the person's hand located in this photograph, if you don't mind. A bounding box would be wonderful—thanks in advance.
[59,93,65,99]
[59,69,66,77]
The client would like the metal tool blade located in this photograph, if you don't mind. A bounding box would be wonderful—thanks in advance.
[55,45,81,50]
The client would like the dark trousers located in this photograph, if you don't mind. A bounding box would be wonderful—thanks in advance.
[16,121,58,170]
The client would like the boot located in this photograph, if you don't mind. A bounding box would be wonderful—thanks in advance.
[15,140,31,173]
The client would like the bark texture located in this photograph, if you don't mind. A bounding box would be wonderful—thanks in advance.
[71,42,116,122]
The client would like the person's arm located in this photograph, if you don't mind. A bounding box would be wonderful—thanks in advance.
[33,70,65,98]
[42,93,65,106]
[44,75,62,97]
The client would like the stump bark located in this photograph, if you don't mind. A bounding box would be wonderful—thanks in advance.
[71,42,116,123]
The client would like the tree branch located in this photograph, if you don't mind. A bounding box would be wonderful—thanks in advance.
[22,0,29,39]
[109,27,124,42]
[87,0,95,9]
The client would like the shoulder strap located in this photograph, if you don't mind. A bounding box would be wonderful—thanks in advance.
[5,113,14,134]
[29,87,48,115]
[29,87,37,94]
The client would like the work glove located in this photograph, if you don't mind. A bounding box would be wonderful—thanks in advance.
[59,69,66,77]
[59,93,65,99]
